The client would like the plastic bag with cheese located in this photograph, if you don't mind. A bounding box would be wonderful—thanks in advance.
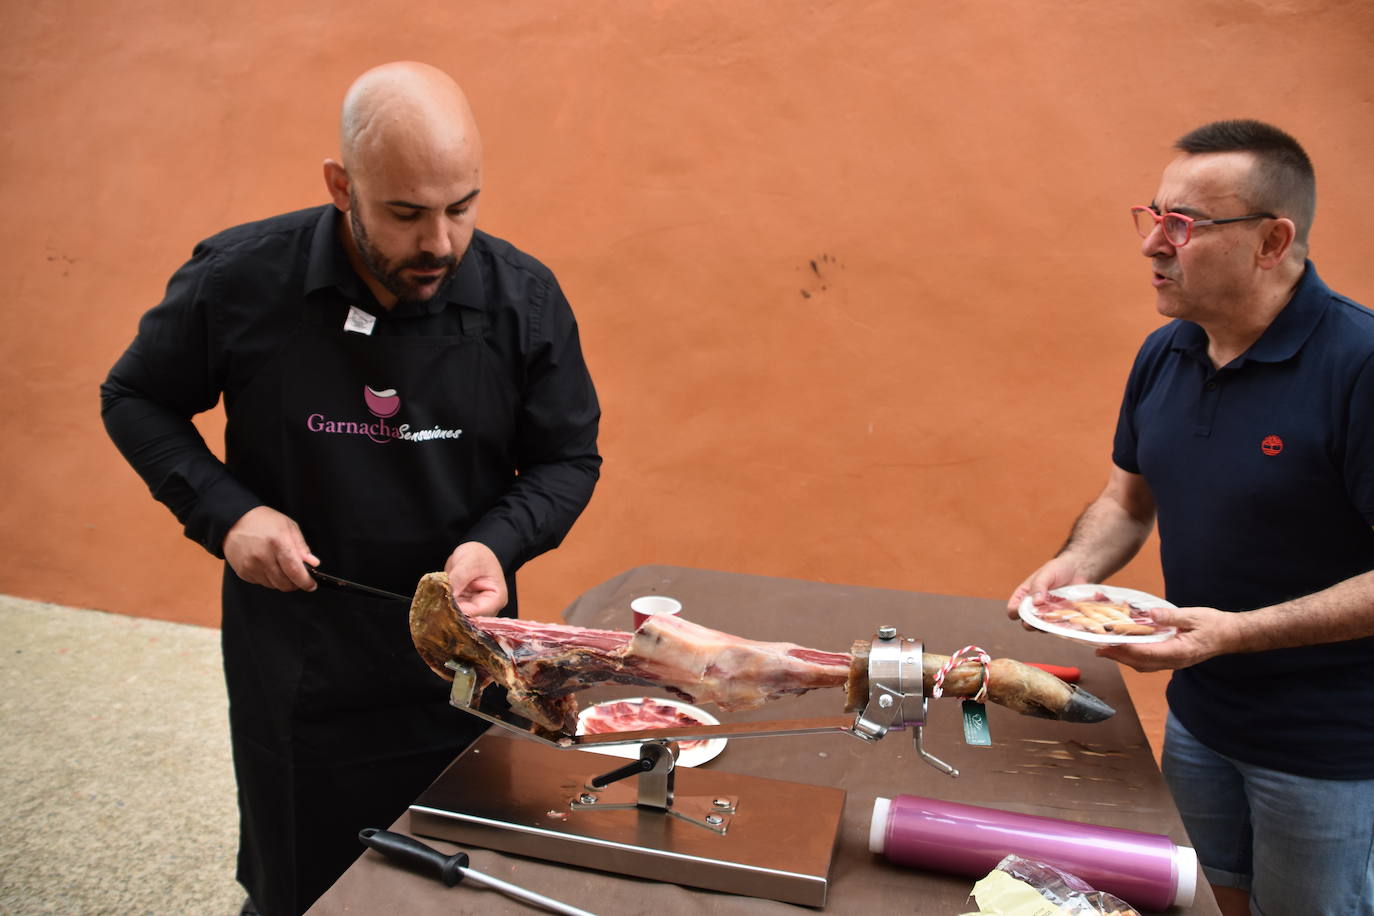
[961,855,1141,916]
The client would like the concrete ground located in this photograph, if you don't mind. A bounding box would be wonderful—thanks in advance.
[0,595,242,915]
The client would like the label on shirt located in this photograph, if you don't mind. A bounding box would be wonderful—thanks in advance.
[344,305,376,336]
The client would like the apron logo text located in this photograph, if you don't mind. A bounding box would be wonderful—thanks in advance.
[306,413,464,444]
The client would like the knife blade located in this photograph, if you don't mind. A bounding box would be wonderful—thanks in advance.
[309,569,413,603]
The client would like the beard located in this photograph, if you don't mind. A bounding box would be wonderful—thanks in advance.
[349,198,459,305]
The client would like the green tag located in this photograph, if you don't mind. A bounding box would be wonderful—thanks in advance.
[962,701,992,746]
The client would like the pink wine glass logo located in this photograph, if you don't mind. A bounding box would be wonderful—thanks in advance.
[364,386,401,418]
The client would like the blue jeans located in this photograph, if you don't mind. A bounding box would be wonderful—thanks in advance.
[1162,715,1374,916]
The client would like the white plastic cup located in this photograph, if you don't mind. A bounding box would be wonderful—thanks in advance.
[631,595,682,630]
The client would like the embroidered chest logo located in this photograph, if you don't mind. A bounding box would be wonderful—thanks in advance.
[1260,434,1284,456]
[304,386,464,444]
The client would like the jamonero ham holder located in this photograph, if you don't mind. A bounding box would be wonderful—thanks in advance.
[403,571,1116,907]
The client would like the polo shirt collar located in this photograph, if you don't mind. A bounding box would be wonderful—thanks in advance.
[303,205,485,316]
[1171,260,1329,367]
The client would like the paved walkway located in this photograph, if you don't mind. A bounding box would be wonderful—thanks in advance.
[1,595,242,915]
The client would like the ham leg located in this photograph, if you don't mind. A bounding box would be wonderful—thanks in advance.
[411,572,849,734]
[409,572,1113,738]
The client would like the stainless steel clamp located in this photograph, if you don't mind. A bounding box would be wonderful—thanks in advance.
[851,627,958,777]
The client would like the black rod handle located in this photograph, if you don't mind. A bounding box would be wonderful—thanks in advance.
[358,827,469,887]
[590,756,654,788]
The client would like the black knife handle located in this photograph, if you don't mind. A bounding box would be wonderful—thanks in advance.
[358,827,469,887]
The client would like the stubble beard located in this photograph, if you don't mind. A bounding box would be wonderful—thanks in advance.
[349,200,458,306]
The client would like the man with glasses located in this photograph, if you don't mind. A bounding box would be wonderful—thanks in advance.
[1007,120,1374,916]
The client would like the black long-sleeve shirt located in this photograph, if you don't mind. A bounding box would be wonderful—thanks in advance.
[101,205,601,572]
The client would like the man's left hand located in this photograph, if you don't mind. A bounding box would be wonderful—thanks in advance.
[1095,605,1243,671]
[444,541,507,617]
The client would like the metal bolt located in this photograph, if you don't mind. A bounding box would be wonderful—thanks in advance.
[578,793,598,805]
[877,626,897,640]
[705,814,724,826]
[712,798,732,809]
[879,694,894,708]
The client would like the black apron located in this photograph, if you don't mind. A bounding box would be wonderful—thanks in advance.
[220,298,514,915]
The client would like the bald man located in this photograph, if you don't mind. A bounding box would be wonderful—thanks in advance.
[102,63,601,915]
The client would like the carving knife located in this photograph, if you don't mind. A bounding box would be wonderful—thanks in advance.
[309,568,413,602]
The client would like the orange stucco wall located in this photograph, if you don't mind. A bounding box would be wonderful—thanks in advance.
[4,2,1372,627]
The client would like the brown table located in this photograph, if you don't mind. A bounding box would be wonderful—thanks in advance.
[309,565,1218,914]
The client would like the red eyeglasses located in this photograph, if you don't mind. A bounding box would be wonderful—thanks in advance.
[1131,206,1275,247]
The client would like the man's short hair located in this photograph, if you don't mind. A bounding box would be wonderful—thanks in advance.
[1175,119,1316,250]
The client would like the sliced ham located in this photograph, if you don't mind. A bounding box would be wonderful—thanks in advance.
[1030,592,1165,636]
[580,699,710,751]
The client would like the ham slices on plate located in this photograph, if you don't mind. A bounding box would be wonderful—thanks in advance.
[575,697,726,766]
[1019,584,1178,645]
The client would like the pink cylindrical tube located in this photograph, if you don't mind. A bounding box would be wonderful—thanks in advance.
[870,795,1196,911]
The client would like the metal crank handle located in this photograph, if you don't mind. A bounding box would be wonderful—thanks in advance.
[359,828,600,915]
[590,755,655,788]
[915,724,959,777]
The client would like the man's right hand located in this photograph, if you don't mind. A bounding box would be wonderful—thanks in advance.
[1006,555,1089,620]
[223,506,320,592]
[1007,471,1157,622]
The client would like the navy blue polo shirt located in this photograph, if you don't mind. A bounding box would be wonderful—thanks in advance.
[1112,262,1374,778]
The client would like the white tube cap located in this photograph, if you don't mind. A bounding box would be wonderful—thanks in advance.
[869,797,892,854]
[1173,844,1198,907]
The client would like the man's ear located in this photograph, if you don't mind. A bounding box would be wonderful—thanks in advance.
[323,159,352,211]
[1257,217,1296,269]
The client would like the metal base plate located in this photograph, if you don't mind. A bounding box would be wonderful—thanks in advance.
[409,732,845,907]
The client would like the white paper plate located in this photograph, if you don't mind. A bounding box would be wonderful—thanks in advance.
[1019,584,1178,646]
[575,697,726,767]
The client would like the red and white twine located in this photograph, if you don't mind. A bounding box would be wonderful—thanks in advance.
[932,645,992,702]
